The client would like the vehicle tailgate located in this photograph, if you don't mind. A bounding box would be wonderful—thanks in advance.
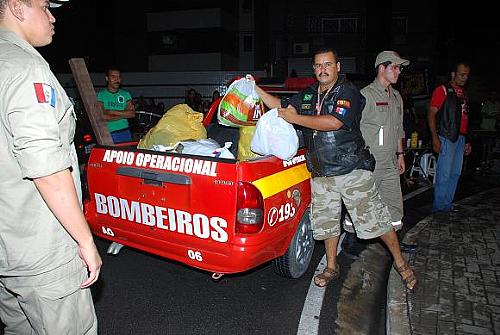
[85,146,238,269]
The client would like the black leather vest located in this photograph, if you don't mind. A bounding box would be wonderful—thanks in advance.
[301,80,374,177]
[437,84,464,142]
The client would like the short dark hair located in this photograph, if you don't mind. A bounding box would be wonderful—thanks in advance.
[0,0,32,18]
[375,61,392,72]
[312,47,339,63]
[451,60,470,74]
[105,66,121,77]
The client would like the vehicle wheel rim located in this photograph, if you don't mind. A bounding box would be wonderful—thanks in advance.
[295,218,313,266]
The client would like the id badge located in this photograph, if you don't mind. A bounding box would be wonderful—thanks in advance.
[378,126,384,146]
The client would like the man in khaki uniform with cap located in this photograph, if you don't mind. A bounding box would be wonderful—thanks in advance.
[343,51,416,254]
[0,0,102,333]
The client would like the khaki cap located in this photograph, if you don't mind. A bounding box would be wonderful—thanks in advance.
[375,51,410,68]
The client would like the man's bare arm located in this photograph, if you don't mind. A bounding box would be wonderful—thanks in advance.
[33,169,102,288]
[397,137,405,174]
[254,85,281,110]
[427,106,441,153]
[123,100,136,118]
[278,105,343,131]
[99,101,135,120]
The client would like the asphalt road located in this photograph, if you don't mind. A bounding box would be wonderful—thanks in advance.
[92,237,323,335]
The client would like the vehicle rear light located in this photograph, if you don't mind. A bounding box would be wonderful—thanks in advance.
[83,134,93,142]
[236,181,264,234]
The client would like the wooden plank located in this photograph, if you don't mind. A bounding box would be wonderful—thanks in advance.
[69,58,114,146]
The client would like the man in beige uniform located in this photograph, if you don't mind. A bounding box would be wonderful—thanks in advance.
[0,0,102,333]
[343,51,416,254]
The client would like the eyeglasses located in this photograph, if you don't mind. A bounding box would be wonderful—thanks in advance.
[313,61,335,70]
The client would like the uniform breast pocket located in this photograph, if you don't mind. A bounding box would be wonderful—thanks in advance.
[376,105,389,114]
[323,101,336,115]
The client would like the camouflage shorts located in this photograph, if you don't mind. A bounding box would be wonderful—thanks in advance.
[310,169,393,240]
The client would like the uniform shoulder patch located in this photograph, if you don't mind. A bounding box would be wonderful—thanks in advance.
[336,99,351,108]
[303,94,314,101]
[34,83,56,108]
[335,107,348,116]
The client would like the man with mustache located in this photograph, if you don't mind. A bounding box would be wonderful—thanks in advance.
[252,47,417,291]
[0,0,101,333]
[97,67,135,143]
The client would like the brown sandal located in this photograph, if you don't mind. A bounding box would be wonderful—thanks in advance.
[314,265,340,288]
[394,261,417,292]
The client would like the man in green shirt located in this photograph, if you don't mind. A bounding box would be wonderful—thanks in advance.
[97,67,135,143]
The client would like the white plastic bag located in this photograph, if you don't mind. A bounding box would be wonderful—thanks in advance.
[218,77,265,127]
[179,139,235,159]
[213,142,235,159]
[151,139,235,159]
[250,109,298,160]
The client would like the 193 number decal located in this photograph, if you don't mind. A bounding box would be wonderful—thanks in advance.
[268,203,296,226]
[279,202,296,222]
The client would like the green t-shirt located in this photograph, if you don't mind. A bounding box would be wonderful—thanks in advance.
[97,88,132,132]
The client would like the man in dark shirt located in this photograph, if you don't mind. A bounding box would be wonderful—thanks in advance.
[252,47,416,291]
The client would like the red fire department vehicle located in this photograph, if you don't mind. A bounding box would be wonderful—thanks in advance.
[83,77,316,279]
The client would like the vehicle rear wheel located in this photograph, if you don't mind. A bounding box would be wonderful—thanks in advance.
[272,209,315,278]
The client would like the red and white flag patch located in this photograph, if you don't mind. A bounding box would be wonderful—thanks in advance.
[34,83,56,107]
[335,106,347,116]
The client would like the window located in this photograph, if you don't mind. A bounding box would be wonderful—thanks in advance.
[293,43,309,55]
[392,16,408,34]
[243,35,253,52]
[321,18,358,33]
[161,33,177,50]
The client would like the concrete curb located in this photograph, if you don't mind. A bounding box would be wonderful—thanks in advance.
[386,217,431,335]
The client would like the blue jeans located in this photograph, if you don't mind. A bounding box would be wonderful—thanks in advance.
[432,135,465,212]
[111,128,133,144]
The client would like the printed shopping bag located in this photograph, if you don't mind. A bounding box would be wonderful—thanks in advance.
[218,77,265,127]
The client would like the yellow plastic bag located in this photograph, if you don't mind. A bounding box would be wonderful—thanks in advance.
[237,126,261,161]
[138,104,207,149]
